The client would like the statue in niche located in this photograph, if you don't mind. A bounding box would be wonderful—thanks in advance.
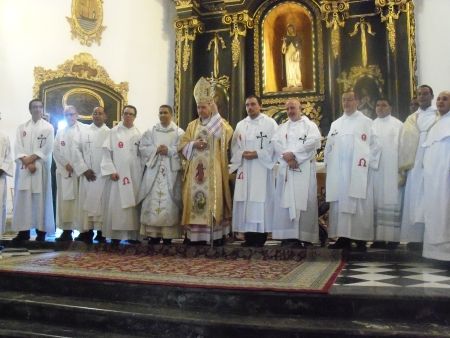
[281,24,303,91]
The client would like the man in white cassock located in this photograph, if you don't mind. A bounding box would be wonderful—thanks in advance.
[325,91,381,251]
[271,98,321,247]
[370,98,403,250]
[53,106,86,241]
[422,90,450,261]
[72,106,109,243]
[138,105,184,245]
[101,105,143,244]
[0,115,13,237]
[12,99,54,243]
[231,95,278,247]
[399,85,438,251]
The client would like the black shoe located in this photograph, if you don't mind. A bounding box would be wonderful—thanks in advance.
[386,241,399,250]
[162,239,172,245]
[35,230,46,242]
[12,230,30,243]
[94,231,107,243]
[300,241,313,248]
[281,239,301,248]
[149,237,162,244]
[370,241,387,249]
[75,230,94,244]
[353,240,367,252]
[406,242,423,251]
[56,230,73,242]
[328,237,351,250]
[188,240,207,246]
[111,239,121,246]
[213,238,224,246]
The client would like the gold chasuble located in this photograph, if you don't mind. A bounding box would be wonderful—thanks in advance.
[179,118,233,242]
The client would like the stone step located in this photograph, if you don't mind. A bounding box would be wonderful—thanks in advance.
[0,290,448,338]
[0,270,448,324]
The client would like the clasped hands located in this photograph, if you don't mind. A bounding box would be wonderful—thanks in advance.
[156,144,169,156]
[194,139,208,151]
[242,151,258,160]
[20,155,38,174]
[282,152,299,169]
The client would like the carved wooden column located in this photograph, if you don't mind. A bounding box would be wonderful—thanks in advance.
[320,0,349,122]
[173,1,204,129]
[376,0,411,116]
[222,11,253,128]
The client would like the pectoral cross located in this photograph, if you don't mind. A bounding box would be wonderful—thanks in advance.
[134,141,140,157]
[256,131,268,149]
[299,134,307,144]
[331,130,338,137]
[37,134,47,148]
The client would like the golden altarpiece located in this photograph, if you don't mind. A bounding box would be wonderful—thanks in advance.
[173,0,416,134]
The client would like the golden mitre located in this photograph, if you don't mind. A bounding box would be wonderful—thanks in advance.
[193,77,214,104]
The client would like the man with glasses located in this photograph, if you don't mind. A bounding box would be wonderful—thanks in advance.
[325,91,381,251]
[101,105,143,245]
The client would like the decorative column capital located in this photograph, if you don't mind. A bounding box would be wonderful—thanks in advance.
[174,17,204,72]
[375,0,411,53]
[320,0,349,59]
[222,11,254,68]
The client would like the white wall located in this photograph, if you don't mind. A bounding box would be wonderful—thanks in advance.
[0,0,176,140]
[415,0,450,97]
[0,0,175,214]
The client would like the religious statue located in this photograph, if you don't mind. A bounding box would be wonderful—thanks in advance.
[281,24,303,90]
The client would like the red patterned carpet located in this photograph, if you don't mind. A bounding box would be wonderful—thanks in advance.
[0,248,343,293]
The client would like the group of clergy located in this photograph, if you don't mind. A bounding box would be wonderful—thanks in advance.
[0,83,448,261]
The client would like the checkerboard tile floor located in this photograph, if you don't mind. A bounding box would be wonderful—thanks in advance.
[335,261,450,288]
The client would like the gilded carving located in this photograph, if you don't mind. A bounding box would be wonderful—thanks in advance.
[320,0,349,59]
[174,0,199,9]
[406,2,417,95]
[349,18,376,68]
[174,17,204,72]
[33,53,128,101]
[207,33,227,78]
[66,0,106,46]
[375,0,410,53]
[337,65,385,93]
[222,11,254,68]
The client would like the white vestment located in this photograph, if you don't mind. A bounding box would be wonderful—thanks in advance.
[12,118,55,233]
[422,111,450,261]
[138,122,184,239]
[54,121,86,231]
[0,132,13,234]
[73,123,110,232]
[325,111,381,241]
[271,116,321,242]
[400,106,438,242]
[372,115,403,241]
[101,122,143,240]
[231,114,278,233]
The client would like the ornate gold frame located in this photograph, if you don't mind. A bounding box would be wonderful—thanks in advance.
[62,88,105,120]
[336,65,385,93]
[66,0,106,46]
[33,53,128,101]
[253,0,324,100]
